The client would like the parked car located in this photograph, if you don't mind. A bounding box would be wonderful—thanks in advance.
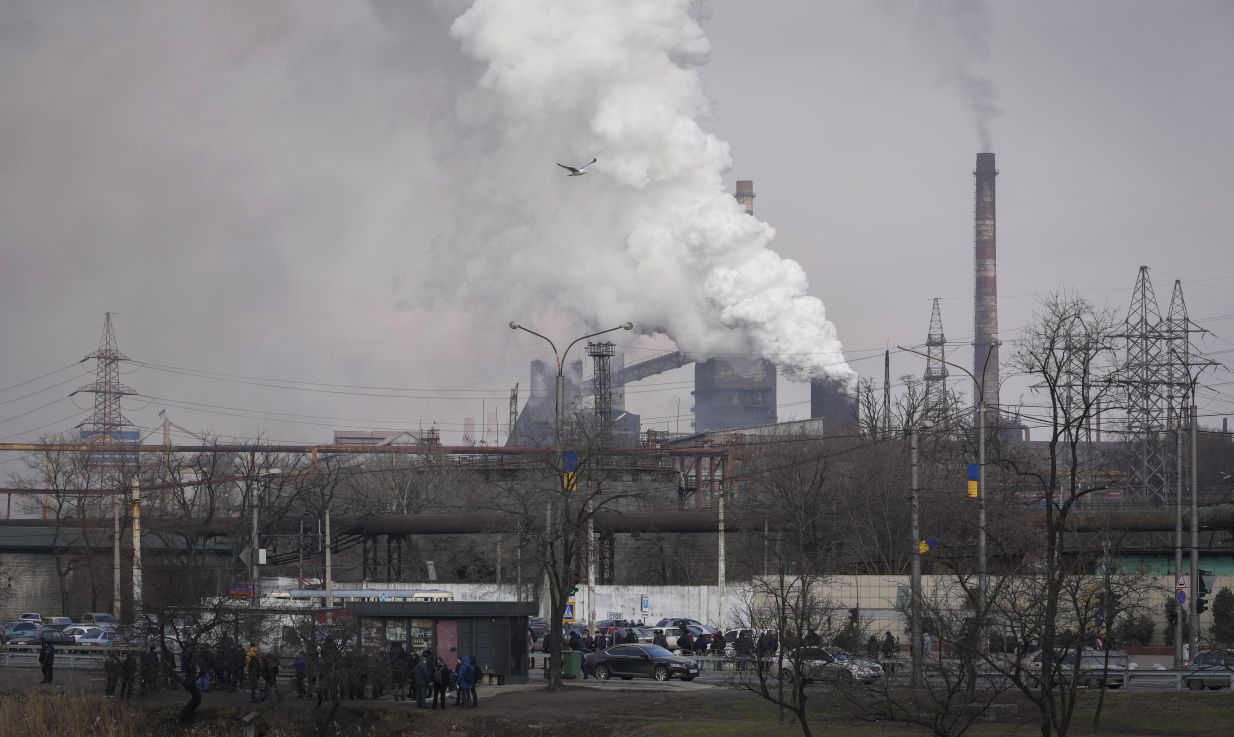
[528,616,549,641]
[774,646,883,685]
[1184,649,1234,691]
[43,617,74,630]
[584,643,701,682]
[614,626,655,644]
[18,613,43,624]
[62,625,101,643]
[1022,648,1127,689]
[80,612,117,625]
[653,618,720,636]
[78,629,123,648]
[4,620,40,638]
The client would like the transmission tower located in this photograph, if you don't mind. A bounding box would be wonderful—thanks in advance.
[1122,266,1169,504]
[923,298,950,421]
[587,341,615,438]
[1165,280,1192,430]
[76,312,135,443]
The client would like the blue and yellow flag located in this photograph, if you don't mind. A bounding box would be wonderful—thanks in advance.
[967,464,979,498]
[919,538,939,554]
[562,451,579,492]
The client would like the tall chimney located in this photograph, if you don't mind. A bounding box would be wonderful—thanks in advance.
[735,180,755,215]
[973,153,1000,423]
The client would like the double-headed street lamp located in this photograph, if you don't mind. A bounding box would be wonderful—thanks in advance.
[509,320,634,631]
[899,342,999,624]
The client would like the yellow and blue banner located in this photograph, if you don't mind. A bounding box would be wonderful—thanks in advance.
[918,538,939,554]
[562,451,579,492]
[967,464,979,498]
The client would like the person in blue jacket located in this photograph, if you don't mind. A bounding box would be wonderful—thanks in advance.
[456,655,477,708]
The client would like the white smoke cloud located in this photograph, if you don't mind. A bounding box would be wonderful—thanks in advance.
[432,0,853,384]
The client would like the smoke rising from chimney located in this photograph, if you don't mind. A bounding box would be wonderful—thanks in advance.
[446,0,854,385]
[906,0,1001,151]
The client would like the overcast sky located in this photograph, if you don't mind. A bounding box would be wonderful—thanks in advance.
[1,0,1232,456]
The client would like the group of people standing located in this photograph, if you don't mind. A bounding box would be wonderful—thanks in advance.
[383,643,477,708]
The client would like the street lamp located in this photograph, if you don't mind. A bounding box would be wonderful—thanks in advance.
[899,343,999,618]
[251,467,282,608]
[909,419,933,688]
[509,320,634,633]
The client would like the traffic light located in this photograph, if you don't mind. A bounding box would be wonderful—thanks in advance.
[1166,599,1178,626]
[848,608,859,626]
[1197,592,1209,615]
[1197,569,1214,614]
[568,585,579,598]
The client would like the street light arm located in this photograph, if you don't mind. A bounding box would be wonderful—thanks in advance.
[562,323,635,365]
[897,343,998,404]
[510,322,560,369]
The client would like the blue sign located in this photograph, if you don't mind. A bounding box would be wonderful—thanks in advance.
[562,602,575,623]
[1177,590,1187,606]
[641,594,649,612]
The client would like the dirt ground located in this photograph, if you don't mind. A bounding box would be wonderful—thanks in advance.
[5,666,1234,737]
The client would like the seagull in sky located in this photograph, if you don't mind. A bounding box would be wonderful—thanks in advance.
[556,157,597,176]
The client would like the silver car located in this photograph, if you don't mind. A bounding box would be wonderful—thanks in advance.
[775,646,883,685]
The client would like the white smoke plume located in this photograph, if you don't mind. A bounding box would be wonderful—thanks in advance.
[434,0,854,384]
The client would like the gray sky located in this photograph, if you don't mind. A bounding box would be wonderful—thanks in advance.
[1,0,1232,454]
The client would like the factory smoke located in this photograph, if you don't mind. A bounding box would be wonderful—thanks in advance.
[442,0,854,384]
[906,0,1001,151]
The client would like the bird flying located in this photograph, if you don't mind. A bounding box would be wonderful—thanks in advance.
[556,157,597,176]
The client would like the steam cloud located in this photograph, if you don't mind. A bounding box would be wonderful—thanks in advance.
[438,0,854,384]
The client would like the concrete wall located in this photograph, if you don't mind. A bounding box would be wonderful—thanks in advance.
[0,552,64,620]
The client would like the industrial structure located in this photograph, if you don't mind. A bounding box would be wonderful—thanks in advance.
[973,153,1002,428]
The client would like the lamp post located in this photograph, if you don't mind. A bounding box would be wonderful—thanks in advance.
[909,420,933,688]
[251,468,282,608]
[509,320,633,633]
[899,343,999,616]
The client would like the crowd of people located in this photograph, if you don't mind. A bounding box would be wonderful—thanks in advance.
[83,636,484,707]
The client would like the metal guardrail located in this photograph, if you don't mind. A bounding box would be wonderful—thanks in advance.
[0,644,127,670]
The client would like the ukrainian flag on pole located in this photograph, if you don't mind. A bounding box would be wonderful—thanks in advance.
[562,451,579,492]
[967,464,979,498]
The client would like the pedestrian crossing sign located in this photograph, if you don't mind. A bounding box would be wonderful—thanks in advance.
[563,601,576,623]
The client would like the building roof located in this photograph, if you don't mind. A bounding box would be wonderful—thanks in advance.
[346,600,538,618]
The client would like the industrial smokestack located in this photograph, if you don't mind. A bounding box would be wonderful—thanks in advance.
[735,180,755,215]
[973,152,1000,423]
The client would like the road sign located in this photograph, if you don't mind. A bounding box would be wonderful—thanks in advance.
[563,601,575,623]
[1177,574,1187,588]
[378,592,389,603]
[1177,590,1187,606]
[641,594,649,613]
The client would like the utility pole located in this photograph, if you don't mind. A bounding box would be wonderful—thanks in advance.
[1190,402,1199,657]
[251,480,260,608]
[113,491,122,620]
[324,509,333,610]
[130,478,142,625]
[1174,426,1183,669]
[297,518,304,586]
[910,424,923,688]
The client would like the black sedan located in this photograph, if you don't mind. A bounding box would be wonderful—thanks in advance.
[585,643,700,682]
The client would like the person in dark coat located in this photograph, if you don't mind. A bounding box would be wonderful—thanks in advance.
[431,657,449,709]
[652,630,668,649]
[624,628,638,644]
[294,651,308,698]
[568,631,584,652]
[677,631,695,654]
[120,651,137,699]
[38,640,55,683]
[866,635,880,660]
[413,652,431,707]
[198,646,214,692]
[735,631,755,671]
[881,632,898,660]
[453,658,463,706]
[139,646,159,697]
[104,650,120,696]
[388,644,406,701]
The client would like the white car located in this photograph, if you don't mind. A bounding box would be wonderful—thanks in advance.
[62,625,101,643]
[18,613,43,624]
[77,629,121,647]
